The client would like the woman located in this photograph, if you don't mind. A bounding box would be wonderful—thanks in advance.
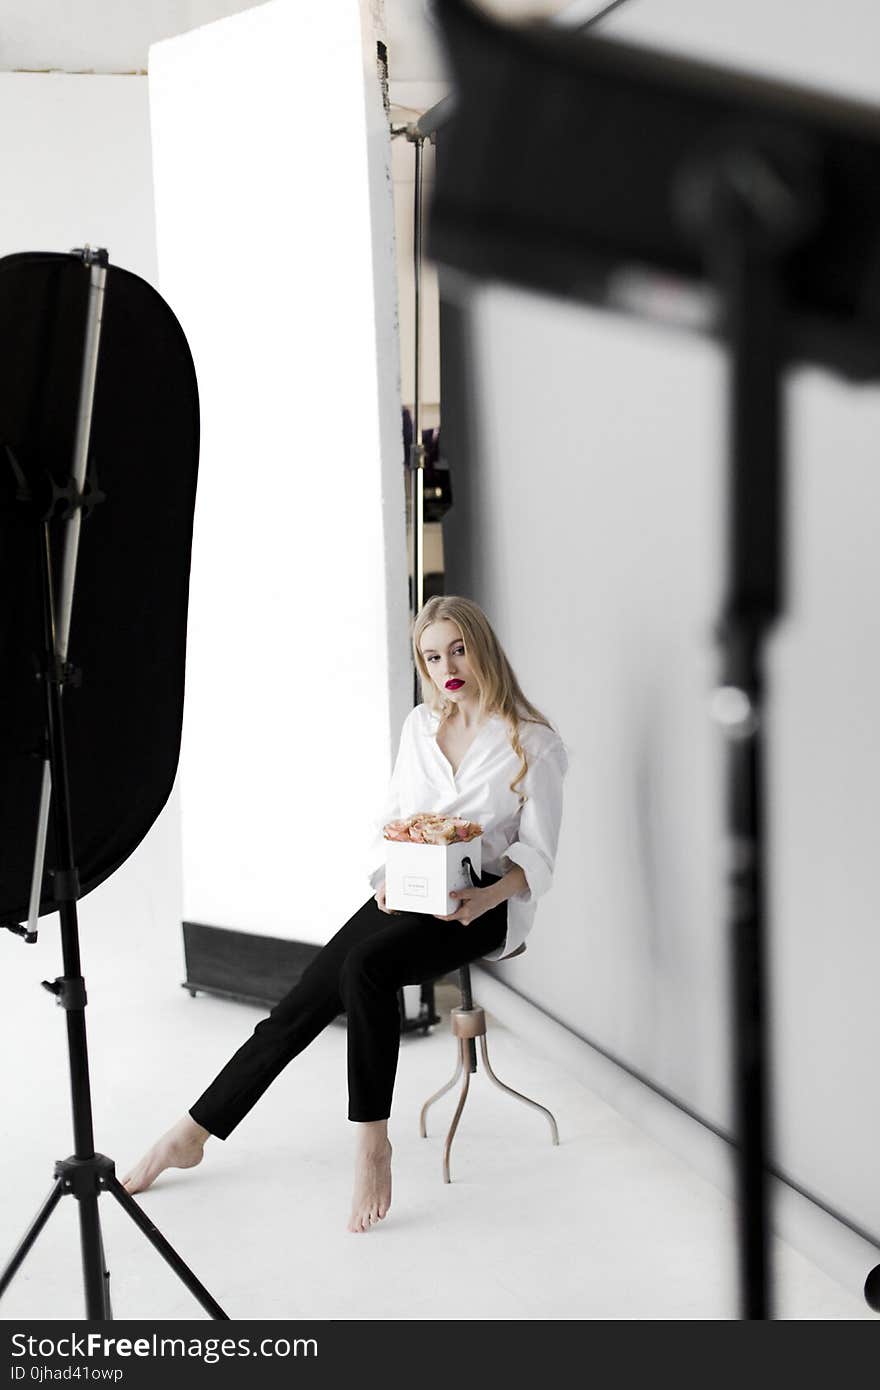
[122,595,569,1233]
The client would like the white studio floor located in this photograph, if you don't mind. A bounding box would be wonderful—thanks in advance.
[0,909,873,1323]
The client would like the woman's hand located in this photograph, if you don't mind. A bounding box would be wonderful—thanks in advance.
[374,881,400,915]
[433,886,496,926]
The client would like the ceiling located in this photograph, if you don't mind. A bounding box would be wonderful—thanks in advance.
[3,0,880,109]
[0,0,588,80]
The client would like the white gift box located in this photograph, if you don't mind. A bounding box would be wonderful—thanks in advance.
[385,836,483,915]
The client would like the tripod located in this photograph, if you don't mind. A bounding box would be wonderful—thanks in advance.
[0,247,227,1321]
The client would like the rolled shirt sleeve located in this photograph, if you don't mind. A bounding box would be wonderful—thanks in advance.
[502,738,569,904]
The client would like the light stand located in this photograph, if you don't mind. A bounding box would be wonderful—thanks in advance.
[390,116,431,705]
[0,247,227,1321]
[680,136,816,1319]
[411,130,427,644]
[390,113,444,1036]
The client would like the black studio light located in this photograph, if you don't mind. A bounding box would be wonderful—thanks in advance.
[0,248,227,1319]
[429,0,880,1319]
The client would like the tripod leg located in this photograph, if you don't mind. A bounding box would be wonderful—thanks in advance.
[105,1177,229,1320]
[98,1225,112,1321]
[0,1175,64,1300]
[419,1050,463,1137]
[478,1035,559,1144]
[77,1193,111,1321]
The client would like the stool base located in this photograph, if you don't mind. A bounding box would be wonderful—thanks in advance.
[419,1007,559,1183]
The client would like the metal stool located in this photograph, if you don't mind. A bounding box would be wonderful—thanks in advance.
[419,944,560,1182]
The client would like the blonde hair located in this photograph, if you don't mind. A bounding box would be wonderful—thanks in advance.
[412,595,555,807]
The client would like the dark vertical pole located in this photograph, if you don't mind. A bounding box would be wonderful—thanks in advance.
[40,525,96,1163]
[412,134,425,606]
[411,134,427,709]
[39,524,108,1320]
[675,130,816,1319]
[716,244,783,1322]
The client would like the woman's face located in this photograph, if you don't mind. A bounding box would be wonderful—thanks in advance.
[419,619,477,705]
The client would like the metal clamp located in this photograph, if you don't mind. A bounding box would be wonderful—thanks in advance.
[41,975,87,1010]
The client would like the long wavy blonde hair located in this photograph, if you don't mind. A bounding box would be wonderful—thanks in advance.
[412,595,555,807]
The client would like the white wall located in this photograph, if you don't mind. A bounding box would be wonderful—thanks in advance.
[441,4,880,1239]
[149,0,410,945]
[0,74,158,278]
[445,287,730,1108]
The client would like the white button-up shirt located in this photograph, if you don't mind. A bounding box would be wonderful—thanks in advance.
[366,703,569,960]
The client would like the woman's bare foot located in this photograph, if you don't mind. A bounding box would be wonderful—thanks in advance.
[348,1123,392,1233]
[121,1115,210,1195]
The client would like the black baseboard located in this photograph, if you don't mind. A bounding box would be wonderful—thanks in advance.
[181,921,443,1033]
[182,921,323,1009]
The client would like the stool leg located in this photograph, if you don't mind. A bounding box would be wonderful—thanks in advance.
[478,1034,559,1145]
[419,1049,463,1138]
[442,1040,472,1184]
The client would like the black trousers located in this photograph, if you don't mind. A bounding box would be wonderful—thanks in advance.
[189,875,508,1136]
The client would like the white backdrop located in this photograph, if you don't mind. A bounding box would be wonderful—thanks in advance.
[149,0,410,945]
